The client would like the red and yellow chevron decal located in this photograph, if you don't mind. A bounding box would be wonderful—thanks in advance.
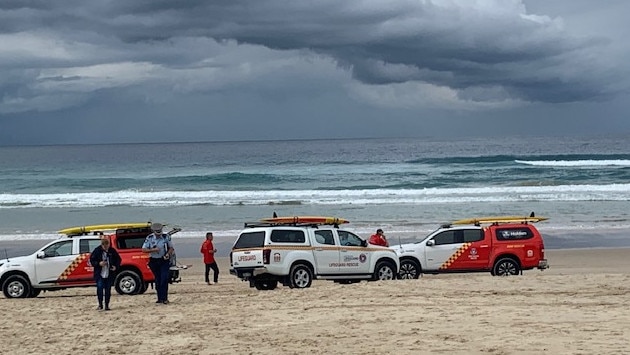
[58,253,90,280]
[439,243,472,270]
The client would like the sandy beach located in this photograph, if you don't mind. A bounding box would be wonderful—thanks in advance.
[1,249,630,354]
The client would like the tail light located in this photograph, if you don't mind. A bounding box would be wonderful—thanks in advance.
[540,242,545,259]
[229,251,233,266]
[263,249,271,264]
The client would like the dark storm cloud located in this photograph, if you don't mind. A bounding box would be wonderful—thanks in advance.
[94,0,620,103]
[0,0,624,116]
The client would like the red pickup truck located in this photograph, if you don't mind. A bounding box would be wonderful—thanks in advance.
[1,223,182,298]
[393,216,549,279]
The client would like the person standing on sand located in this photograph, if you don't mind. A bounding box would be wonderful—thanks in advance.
[89,238,121,311]
[142,223,174,304]
[369,228,389,247]
[200,232,219,285]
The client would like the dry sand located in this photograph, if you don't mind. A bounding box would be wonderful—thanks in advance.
[1,249,630,354]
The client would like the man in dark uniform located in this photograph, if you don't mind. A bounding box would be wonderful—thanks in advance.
[142,223,174,304]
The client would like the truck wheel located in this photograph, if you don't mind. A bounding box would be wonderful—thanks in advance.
[493,258,520,276]
[2,275,31,298]
[115,270,141,295]
[373,261,396,281]
[254,280,278,290]
[398,259,421,279]
[288,264,313,289]
[137,282,149,294]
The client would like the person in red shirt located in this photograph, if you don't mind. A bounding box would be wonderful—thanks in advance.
[369,228,389,247]
[200,232,219,285]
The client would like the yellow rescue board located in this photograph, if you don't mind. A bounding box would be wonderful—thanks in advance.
[259,216,349,225]
[59,222,152,235]
[452,216,548,225]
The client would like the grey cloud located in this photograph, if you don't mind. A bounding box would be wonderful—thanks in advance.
[0,0,625,116]
[88,1,619,103]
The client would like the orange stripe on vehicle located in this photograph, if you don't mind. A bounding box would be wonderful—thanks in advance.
[439,243,472,270]
[58,253,89,280]
[232,246,392,252]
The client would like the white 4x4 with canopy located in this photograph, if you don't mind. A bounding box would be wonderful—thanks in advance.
[229,216,399,290]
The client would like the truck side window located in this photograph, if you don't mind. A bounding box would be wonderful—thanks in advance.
[43,240,73,257]
[432,231,456,245]
[314,230,334,245]
[463,229,484,242]
[79,239,102,254]
[117,236,147,249]
[338,231,363,247]
[495,228,533,241]
[433,229,482,245]
[270,230,306,243]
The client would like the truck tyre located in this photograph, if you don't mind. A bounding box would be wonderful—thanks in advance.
[373,261,396,281]
[254,280,278,290]
[115,270,142,295]
[2,275,31,299]
[288,264,313,289]
[398,259,421,279]
[493,258,520,276]
[29,288,42,298]
[137,282,149,294]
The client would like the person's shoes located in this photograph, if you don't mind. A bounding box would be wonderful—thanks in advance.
[105,306,111,311]
[156,300,162,304]
[97,305,103,311]
[207,281,213,285]
[162,300,170,304]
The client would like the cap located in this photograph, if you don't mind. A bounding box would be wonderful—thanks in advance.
[151,223,163,232]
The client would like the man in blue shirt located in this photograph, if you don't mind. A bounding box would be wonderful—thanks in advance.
[142,223,174,304]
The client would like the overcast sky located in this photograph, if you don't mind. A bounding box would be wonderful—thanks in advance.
[1,0,629,145]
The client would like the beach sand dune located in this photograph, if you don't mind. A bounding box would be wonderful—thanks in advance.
[1,249,630,354]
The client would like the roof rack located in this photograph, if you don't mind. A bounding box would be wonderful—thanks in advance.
[64,226,153,238]
[451,216,548,226]
[59,222,152,236]
[244,222,343,229]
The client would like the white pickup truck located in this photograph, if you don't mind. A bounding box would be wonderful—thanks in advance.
[229,222,399,290]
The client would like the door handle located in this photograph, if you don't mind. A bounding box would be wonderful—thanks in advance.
[340,249,348,253]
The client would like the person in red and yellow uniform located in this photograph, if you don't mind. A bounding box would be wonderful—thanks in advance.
[200,232,219,285]
[369,228,389,247]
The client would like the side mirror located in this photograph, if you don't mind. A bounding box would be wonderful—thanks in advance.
[36,251,45,259]
[426,240,435,247]
[361,240,367,247]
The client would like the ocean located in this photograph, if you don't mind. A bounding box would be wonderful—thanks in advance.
[1,135,630,256]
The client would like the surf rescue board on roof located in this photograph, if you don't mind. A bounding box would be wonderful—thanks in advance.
[58,222,152,235]
[259,216,349,225]
[452,216,548,225]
